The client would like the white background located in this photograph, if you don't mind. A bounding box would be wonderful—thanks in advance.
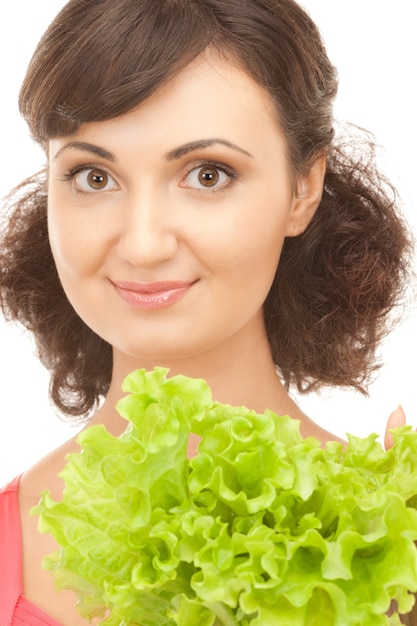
[0,2,416,484]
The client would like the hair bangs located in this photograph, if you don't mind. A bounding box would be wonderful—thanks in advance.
[19,0,218,144]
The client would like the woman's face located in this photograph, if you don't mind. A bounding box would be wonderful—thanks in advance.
[48,55,321,365]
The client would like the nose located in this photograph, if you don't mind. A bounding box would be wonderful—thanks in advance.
[117,186,179,268]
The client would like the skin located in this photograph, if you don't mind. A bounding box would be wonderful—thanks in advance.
[16,54,405,624]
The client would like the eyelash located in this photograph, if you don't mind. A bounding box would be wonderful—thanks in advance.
[59,160,238,194]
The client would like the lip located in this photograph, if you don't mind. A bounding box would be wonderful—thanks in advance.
[112,280,195,310]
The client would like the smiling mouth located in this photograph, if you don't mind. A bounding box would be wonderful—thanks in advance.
[112,280,195,310]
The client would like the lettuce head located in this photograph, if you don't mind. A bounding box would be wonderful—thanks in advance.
[33,368,417,625]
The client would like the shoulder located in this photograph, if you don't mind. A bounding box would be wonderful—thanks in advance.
[16,437,92,625]
[20,433,81,506]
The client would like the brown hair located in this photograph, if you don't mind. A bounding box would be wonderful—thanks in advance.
[0,0,412,417]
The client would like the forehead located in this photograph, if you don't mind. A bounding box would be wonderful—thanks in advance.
[49,55,287,161]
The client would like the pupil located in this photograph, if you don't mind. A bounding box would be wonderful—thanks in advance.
[198,167,219,187]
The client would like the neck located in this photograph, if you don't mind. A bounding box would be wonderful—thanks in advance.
[90,322,303,435]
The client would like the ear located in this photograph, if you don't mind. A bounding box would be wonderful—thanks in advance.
[285,153,326,237]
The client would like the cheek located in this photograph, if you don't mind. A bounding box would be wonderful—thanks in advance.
[205,204,289,302]
[48,222,85,281]
[48,211,71,277]
[239,228,285,302]
[223,194,291,273]
[48,199,104,279]
[48,212,107,328]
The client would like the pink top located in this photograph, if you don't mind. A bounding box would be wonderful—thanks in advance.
[0,476,61,626]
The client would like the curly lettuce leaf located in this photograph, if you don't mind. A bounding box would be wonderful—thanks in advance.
[33,368,417,625]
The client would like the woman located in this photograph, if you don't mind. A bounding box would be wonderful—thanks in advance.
[0,0,414,624]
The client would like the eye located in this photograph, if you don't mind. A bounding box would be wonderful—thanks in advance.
[183,164,233,190]
[71,167,118,193]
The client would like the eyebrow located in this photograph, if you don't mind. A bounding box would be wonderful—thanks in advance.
[165,138,253,160]
[52,137,253,162]
[52,141,116,162]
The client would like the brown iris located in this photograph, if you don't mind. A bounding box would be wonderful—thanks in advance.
[87,169,108,190]
[198,166,219,187]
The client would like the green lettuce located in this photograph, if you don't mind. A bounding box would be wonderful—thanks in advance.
[33,367,417,625]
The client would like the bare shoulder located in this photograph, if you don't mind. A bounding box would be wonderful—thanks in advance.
[19,434,81,507]
[18,437,94,626]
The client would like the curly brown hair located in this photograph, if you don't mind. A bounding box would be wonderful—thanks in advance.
[0,0,412,418]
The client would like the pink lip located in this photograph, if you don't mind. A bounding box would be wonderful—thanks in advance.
[112,280,194,310]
